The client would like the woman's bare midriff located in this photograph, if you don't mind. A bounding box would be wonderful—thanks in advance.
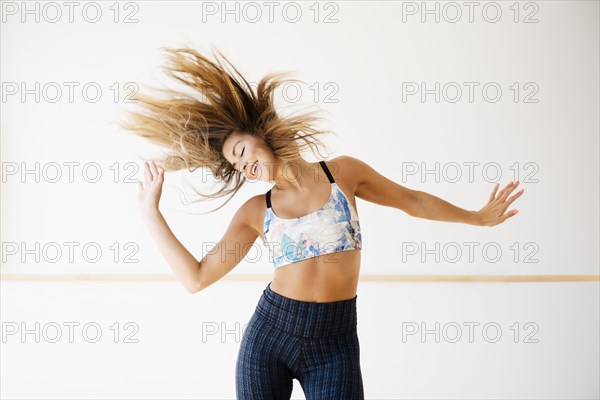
[270,249,361,302]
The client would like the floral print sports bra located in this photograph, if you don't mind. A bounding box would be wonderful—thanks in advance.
[263,160,363,268]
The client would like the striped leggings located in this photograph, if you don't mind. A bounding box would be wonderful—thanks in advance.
[236,281,364,400]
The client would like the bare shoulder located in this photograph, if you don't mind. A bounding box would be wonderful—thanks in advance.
[327,155,369,194]
[330,155,419,214]
[234,191,268,239]
[331,155,368,172]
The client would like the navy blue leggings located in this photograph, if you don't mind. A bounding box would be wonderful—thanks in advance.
[236,281,364,400]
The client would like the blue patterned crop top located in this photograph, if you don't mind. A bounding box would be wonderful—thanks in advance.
[263,160,362,268]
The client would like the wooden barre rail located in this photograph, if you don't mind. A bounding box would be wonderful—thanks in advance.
[1,274,598,282]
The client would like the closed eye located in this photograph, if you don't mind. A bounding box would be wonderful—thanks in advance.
[234,147,246,171]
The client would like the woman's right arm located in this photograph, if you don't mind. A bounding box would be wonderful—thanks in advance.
[138,161,259,294]
[141,208,203,294]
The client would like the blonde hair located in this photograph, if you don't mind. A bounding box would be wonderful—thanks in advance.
[118,46,334,213]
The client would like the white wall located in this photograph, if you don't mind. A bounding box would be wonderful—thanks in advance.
[1,1,598,399]
[2,280,598,399]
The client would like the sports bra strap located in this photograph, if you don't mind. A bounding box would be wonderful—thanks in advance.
[319,160,335,184]
[265,160,334,208]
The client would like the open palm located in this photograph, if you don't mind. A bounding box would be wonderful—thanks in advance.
[476,180,524,227]
[138,160,165,213]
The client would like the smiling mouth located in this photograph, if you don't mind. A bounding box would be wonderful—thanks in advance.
[246,161,258,177]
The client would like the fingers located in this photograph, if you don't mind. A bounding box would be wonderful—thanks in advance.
[489,183,499,203]
[500,209,519,224]
[490,180,516,202]
[498,181,512,198]
[144,162,151,187]
[144,160,165,182]
[149,160,159,178]
[506,180,520,198]
[155,161,164,181]
[141,161,164,194]
[489,181,512,203]
[506,187,525,206]
[497,180,520,202]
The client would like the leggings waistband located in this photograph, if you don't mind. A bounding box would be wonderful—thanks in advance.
[255,281,358,338]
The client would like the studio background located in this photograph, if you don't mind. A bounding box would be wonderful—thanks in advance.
[1,1,598,399]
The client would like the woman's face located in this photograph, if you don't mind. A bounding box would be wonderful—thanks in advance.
[222,132,277,182]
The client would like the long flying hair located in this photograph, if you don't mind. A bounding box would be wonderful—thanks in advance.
[118,46,333,213]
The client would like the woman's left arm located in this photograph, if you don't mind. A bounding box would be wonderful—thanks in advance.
[339,156,524,227]
[412,181,523,226]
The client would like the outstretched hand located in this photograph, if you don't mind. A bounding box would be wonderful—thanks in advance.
[138,160,165,214]
[475,181,524,227]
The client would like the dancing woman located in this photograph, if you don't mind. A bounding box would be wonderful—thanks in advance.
[121,47,523,400]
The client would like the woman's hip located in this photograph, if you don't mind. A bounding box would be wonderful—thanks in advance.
[251,281,358,338]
